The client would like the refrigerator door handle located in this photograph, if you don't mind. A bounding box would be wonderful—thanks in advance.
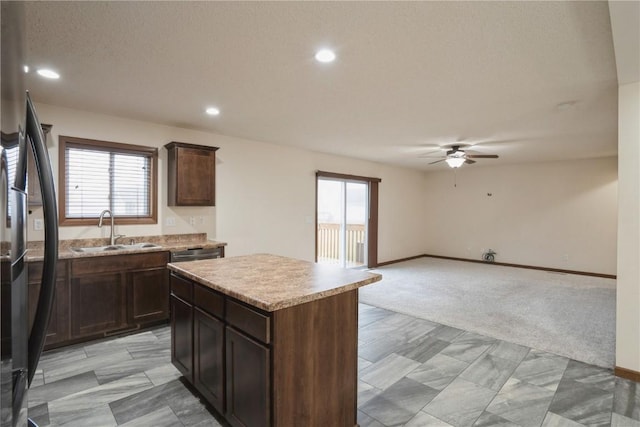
[25,93,58,387]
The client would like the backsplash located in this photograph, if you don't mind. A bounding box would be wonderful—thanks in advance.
[27,233,209,251]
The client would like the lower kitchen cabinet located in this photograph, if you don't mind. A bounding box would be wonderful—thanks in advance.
[225,326,270,427]
[170,271,360,427]
[27,251,171,349]
[27,260,69,347]
[69,251,170,340]
[171,295,193,380]
[170,273,273,426]
[70,271,127,338]
[194,308,225,414]
[129,266,169,324]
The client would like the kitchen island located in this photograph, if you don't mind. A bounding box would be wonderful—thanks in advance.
[166,254,382,427]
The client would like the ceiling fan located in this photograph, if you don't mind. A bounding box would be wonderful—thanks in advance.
[420,145,499,168]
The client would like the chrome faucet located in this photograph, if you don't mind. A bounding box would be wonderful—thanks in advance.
[98,209,125,246]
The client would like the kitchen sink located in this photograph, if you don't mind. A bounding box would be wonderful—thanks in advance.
[126,242,160,249]
[69,242,160,253]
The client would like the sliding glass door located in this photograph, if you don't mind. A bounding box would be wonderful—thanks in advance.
[317,178,368,268]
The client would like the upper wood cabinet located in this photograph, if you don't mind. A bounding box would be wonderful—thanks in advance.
[165,142,219,206]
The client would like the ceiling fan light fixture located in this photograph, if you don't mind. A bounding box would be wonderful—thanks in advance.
[445,157,466,168]
[205,106,220,116]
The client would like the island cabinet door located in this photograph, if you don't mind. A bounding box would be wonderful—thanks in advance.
[194,308,225,413]
[171,295,193,381]
[225,326,271,427]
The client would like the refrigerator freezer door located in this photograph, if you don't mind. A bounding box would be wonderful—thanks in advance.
[0,148,12,426]
[25,95,58,388]
[1,2,29,426]
[9,189,28,427]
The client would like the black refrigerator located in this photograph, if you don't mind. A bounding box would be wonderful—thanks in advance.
[1,3,59,426]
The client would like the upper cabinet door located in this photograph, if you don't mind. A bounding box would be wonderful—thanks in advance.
[165,142,219,206]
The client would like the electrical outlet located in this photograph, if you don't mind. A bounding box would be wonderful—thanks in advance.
[189,216,196,226]
[198,216,205,225]
[165,217,176,227]
[34,219,43,231]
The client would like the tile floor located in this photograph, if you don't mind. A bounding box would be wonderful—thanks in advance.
[28,304,639,427]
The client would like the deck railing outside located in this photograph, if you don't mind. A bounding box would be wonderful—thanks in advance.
[317,223,365,267]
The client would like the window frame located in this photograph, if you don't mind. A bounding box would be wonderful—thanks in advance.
[1,131,20,227]
[58,135,158,226]
[315,170,381,268]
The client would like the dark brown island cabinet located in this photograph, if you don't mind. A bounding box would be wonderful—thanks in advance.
[165,141,219,206]
[168,254,382,427]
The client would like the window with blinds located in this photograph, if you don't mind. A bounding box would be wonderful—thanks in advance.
[1,132,20,222]
[1,137,20,220]
[59,136,158,225]
[5,144,19,191]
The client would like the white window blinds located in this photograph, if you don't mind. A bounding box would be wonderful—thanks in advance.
[5,144,19,190]
[64,142,154,219]
[4,144,19,217]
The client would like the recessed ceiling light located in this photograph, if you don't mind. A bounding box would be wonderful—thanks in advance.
[36,69,60,79]
[23,65,29,73]
[315,49,336,63]
[205,107,220,116]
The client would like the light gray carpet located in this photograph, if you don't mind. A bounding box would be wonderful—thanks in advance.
[360,257,616,368]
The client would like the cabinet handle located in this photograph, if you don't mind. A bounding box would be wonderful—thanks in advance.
[26,93,59,387]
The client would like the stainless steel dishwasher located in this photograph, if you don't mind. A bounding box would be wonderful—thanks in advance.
[170,246,224,262]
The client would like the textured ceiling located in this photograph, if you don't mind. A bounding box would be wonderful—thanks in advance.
[23,1,619,170]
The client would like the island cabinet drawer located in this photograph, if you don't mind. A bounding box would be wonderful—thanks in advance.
[226,299,271,344]
[194,284,224,319]
[170,274,193,303]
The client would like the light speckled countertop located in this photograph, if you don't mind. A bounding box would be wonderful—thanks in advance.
[167,253,382,312]
[26,233,226,262]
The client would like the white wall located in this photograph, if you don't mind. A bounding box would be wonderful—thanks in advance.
[616,81,640,373]
[423,157,618,275]
[30,98,632,369]
[215,138,427,261]
[29,103,427,263]
[31,102,618,272]
[29,103,217,242]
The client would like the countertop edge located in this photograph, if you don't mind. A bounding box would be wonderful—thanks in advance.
[167,262,382,312]
[26,240,227,262]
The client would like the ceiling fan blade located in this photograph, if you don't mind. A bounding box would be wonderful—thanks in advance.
[418,149,445,158]
[465,159,477,165]
[466,154,499,159]
[428,159,447,165]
